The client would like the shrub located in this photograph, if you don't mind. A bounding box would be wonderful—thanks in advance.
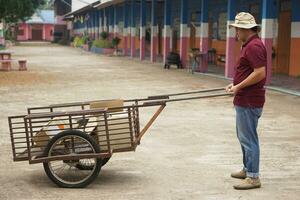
[81,34,91,44]
[100,31,109,40]
[92,39,113,48]
[73,36,84,47]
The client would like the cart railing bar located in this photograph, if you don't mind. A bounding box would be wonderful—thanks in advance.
[25,104,167,120]
[25,108,108,119]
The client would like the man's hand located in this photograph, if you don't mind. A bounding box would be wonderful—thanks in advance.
[225,83,240,95]
[224,67,266,95]
[229,85,240,95]
[225,83,233,92]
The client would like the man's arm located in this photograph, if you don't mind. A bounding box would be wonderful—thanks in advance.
[227,66,266,95]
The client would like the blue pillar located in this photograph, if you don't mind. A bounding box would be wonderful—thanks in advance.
[92,10,96,39]
[163,0,171,64]
[225,0,236,78]
[104,8,108,32]
[151,0,157,62]
[96,10,100,39]
[114,5,118,37]
[109,7,114,37]
[130,0,136,58]
[100,9,105,33]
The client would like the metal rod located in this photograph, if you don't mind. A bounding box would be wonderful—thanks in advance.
[143,93,232,106]
[135,104,166,144]
[147,87,225,99]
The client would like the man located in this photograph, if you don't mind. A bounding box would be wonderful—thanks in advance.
[225,12,267,190]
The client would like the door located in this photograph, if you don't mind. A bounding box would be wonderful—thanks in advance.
[276,11,291,74]
[31,24,43,41]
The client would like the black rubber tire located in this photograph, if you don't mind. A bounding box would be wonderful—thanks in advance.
[43,130,102,188]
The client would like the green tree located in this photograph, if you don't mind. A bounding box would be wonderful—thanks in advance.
[0,0,46,41]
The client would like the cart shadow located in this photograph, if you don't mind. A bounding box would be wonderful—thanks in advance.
[93,168,142,186]
[27,168,142,189]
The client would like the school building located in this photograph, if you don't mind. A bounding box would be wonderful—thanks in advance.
[17,10,55,41]
[64,0,300,82]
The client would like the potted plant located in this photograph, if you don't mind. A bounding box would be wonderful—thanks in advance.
[100,31,109,40]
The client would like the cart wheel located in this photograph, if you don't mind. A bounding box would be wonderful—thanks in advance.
[43,130,102,188]
[76,156,111,170]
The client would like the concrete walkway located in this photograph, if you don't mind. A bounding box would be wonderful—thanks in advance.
[0,43,299,200]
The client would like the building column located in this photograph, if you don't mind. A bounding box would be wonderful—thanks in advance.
[109,7,114,38]
[225,0,236,78]
[199,0,209,72]
[28,25,31,40]
[289,0,300,77]
[99,10,103,33]
[180,0,189,68]
[103,8,108,32]
[151,0,158,62]
[114,5,118,37]
[92,11,96,39]
[130,0,136,58]
[123,2,129,56]
[87,13,90,36]
[261,0,275,84]
[25,23,29,40]
[163,0,171,64]
[140,0,146,60]
[94,10,99,39]
[43,25,46,40]
[96,10,100,39]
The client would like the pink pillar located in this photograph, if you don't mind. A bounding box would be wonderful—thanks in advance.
[130,27,136,58]
[43,25,46,40]
[225,22,236,78]
[199,23,209,72]
[123,27,128,56]
[140,26,146,60]
[180,24,189,68]
[151,26,158,62]
[163,25,171,64]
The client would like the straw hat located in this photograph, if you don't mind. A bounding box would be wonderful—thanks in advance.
[229,12,260,29]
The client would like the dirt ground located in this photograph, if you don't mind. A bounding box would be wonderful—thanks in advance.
[0,42,299,200]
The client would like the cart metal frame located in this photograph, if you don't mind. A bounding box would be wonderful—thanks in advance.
[8,87,231,187]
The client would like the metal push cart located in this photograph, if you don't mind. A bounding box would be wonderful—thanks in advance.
[8,87,231,188]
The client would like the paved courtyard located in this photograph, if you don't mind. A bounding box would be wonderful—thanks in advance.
[0,43,299,200]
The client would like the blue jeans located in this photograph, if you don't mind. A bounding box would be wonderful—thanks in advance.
[235,106,263,178]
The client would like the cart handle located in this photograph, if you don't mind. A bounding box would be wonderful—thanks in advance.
[143,92,232,106]
[147,87,225,100]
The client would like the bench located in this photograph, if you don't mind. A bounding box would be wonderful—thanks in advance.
[0,59,27,71]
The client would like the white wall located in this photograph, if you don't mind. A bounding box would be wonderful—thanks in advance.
[72,0,99,12]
